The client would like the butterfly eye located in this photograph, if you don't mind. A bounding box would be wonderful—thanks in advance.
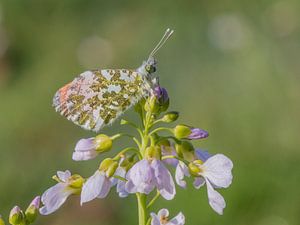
[146,65,151,72]
[145,65,156,73]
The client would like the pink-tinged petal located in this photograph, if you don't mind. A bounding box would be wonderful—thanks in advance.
[97,176,112,199]
[175,162,189,189]
[150,212,161,225]
[40,183,71,215]
[29,196,41,209]
[125,159,155,195]
[193,177,205,189]
[72,150,98,161]
[152,160,176,200]
[81,170,110,204]
[205,178,226,215]
[202,154,233,188]
[75,138,96,151]
[195,149,211,162]
[168,212,185,225]
[57,170,71,182]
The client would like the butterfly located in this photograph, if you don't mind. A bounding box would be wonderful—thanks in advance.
[53,28,174,132]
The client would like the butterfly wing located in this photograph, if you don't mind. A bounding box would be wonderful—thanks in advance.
[53,69,145,131]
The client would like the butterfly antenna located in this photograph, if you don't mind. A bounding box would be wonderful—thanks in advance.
[148,28,174,59]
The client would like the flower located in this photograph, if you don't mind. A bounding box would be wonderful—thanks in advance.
[25,196,40,223]
[81,158,118,204]
[151,209,185,225]
[72,134,112,161]
[115,167,129,198]
[40,170,84,215]
[174,125,208,140]
[153,86,169,105]
[175,150,233,215]
[125,159,176,200]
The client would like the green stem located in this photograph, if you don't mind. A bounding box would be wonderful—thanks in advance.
[147,191,160,209]
[149,127,173,136]
[137,193,147,225]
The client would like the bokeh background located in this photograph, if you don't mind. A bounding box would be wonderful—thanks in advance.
[0,0,300,224]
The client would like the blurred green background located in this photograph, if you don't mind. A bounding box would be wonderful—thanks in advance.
[0,0,300,224]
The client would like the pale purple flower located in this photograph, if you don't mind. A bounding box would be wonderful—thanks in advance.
[81,170,114,204]
[125,159,176,200]
[154,86,169,104]
[28,196,40,209]
[151,208,185,225]
[187,128,209,140]
[72,138,98,161]
[115,167,129,198]
[40,170,78,215]
[175,151,233,215]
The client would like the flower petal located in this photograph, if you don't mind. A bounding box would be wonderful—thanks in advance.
[152,160,176,200]
[168,212,185,225]
[157,208,169,218]
[150,212,161,225]
[40,183,71,215]
[81,170,110,204]
[195,149,211,162]
[125,159,155,195]
[57,170,71,182]
[75,138,96,151]
[202,154,233,188]
[175,162,189,189]
[206,178,226,215]
[193,177,205,189]
[72,150,98,161]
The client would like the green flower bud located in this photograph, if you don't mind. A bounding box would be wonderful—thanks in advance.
[160,98,169,112]
[173,125,192,139]
[161,111,179,123]
[25,197,40,224]
[99,158,115,171]
[144,96,160,114]
[188,162,202,177]
[95,134,112,153]
[106,161,118,177]
[175,141,194,161]
[145,146,161,160]
[9,206,23,225]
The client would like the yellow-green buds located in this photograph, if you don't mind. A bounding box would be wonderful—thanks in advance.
[95,134,113,153]
[188,160,203,177]
[175,141,195,161]
[25,196,40,224]
[68,174,84,190]
[174,125,192,139]
[99,158,118,177]
[9,206,23,225]
[144,96,160,114]
[145,146,161,160]
[161,111,179,123]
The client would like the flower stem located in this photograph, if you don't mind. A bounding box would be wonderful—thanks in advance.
[137,193,147,225]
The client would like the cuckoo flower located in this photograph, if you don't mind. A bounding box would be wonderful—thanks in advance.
[81,158,118,204]
[151,209,185,225]
[40,170,84,215]
[174,125,209,140]
[72,134,112,161]
[176,150,233,215]
[125,159,176,200]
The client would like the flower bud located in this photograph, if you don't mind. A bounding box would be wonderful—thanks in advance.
[25,196,40,223]
[188,128,209,140]
[99,158,115,171]
[106,161,118,177]
[161,111,179,123]
[0,215,5,225]
[145,146,161,160]
[144,96,160,114]
[9,206,23,225]
[95,134,113,153]
[188,162,202,177]
[175,141,194,161]
[173,125,192,139]
[154,86,169,106]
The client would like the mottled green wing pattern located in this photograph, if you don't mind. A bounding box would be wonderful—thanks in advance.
[53,69,144,131]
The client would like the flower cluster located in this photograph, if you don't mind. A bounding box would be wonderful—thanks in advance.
[3,86,233,225]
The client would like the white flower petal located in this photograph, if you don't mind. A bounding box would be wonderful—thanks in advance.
[150,212,161,225]
[57,170,71,182]
[175,162,189,189]
[97,176,112,198]
[206,178,226,215]
[39,183,71,215]
[75,138,96,151]
[193,177,205,189]
[81,170,104,204]
[202,154,233,188]
[152,160,176,200]
[158,208,169,218]
[72,150,98,161]
[168,212,185,225]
